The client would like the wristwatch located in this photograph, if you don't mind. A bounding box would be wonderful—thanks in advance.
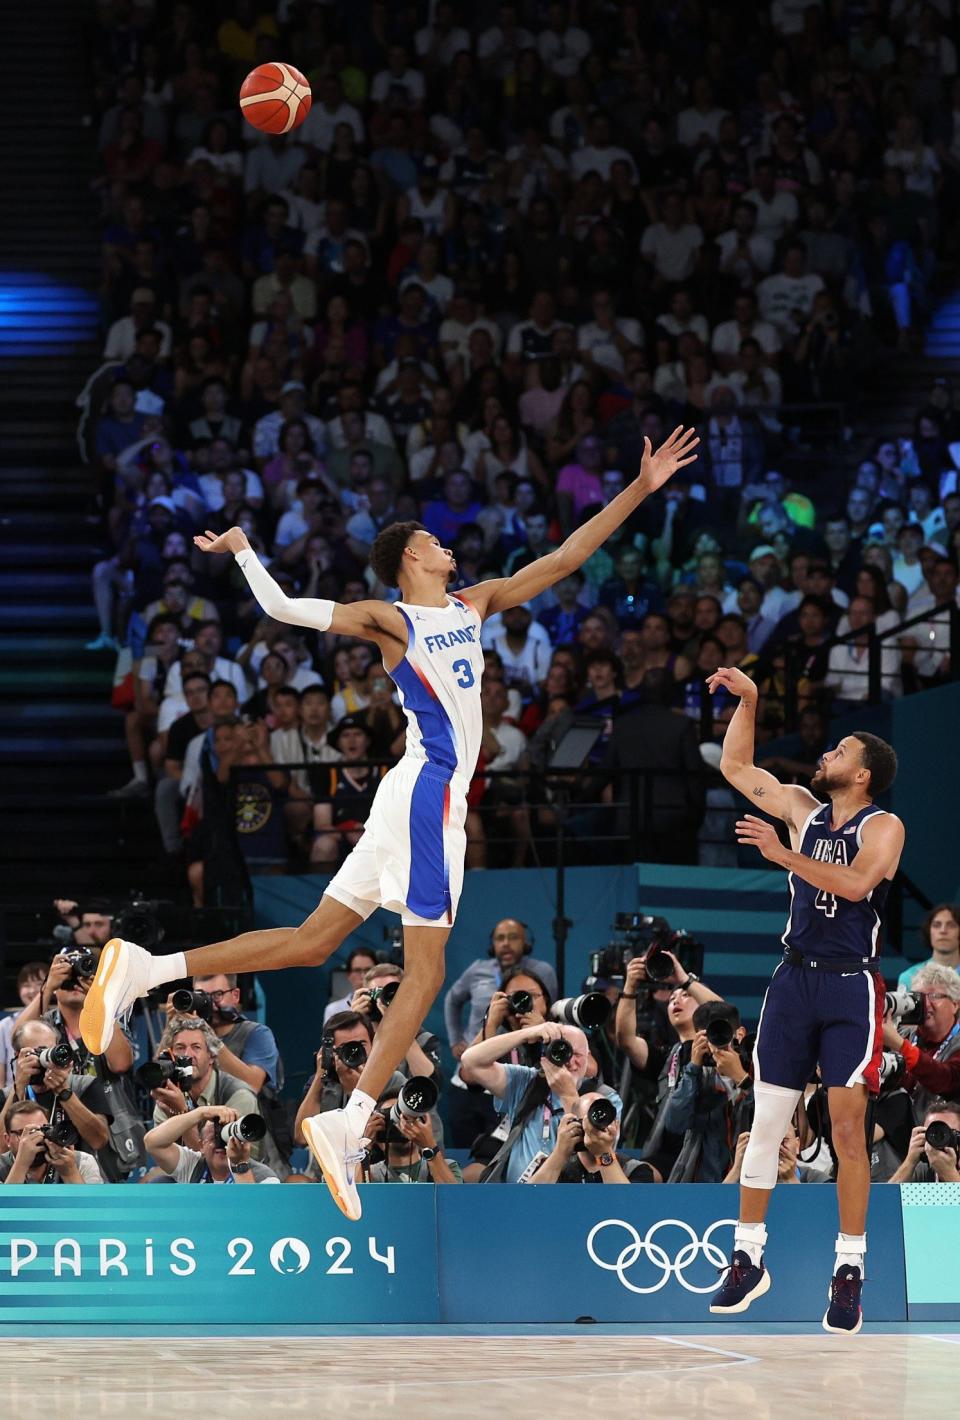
[679,972,699,989]
[598,1152,615,1167]
[57,1088,74,1103]
[230,1161,251,1175]
[420,1147,438,1161]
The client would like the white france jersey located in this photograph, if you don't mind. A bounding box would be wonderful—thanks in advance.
[390,595,484,787]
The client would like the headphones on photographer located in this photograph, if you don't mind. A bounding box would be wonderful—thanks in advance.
[488,919,534,956]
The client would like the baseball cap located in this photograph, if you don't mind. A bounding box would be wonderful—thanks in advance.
[327,712,373,750]
[281,380,306,395]
[749,544,778,561]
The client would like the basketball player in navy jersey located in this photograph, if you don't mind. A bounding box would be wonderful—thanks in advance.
[79,426,699,1220]
[706,666,902,1333]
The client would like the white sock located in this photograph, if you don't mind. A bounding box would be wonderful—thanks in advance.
[344,1089,376,1137]
[133,761,148,783]
[734,1221,768,1267]
[835,1232,866,1272]
[146,951,186,990]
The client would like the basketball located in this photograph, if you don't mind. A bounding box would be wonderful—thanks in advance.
[239,62,312,135]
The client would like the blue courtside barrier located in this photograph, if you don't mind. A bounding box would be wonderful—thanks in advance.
[0,1184,933,1326]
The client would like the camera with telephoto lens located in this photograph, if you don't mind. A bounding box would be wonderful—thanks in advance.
[171,987,240,1026]
[215,1115,267,1148]
[550,993,612,1030]
[586,1097,617,1131]
[58,948,98,989]
[383,1076,438,1145]
[543,1037,574,1067]
[40,1119,76,1147]
[368,980,400,1020]
[884,988,925,1028]
[705,1018,736,1050]
[135,1053,195,1090]
[925,1120,960,1156]
[34,1042,76,1073]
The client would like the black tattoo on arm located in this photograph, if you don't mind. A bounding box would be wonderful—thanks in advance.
[752,787,765,798]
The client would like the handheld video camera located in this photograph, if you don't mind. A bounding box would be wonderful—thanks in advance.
[135,1053,195,1091]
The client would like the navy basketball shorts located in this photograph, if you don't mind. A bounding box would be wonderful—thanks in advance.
[753,962,885,1094]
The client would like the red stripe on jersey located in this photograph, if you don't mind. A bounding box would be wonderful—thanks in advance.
[863,970,886,1095]
[410,661,439,700]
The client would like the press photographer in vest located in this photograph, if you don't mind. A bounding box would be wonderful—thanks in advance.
[165,972,282,1095]
[0,1020,110,1157]
[149,1017,261,1155]
[888,1098,960,1184]
[882,964,960,1120]
[363,1086,463,1184]
[1,1100,103,1184]
[144,1104,280,1183]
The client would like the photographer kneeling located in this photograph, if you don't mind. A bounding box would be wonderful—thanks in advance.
[460,1021,622,1182]
[144,1105,280,1183]
[888,1099,960,1184]
[530,1093,654,1183]
[363,1086,462,1184]
[0,1101,103,1183]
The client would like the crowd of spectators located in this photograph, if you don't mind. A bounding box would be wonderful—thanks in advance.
[2,899,958,1186]
[79,0,960,889]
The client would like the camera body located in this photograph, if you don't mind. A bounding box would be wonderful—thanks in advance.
[705,1017,735,1050]
[40,1119,76,1148]
[58,948,98,990]
[368,980,400,1020]
[925,1120,960,1156]
[171,987,241,1026]
[543,1038,574,1067]
[885,989,925,1029]
[136,1053,195,1091]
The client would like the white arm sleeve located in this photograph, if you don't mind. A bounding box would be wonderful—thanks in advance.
[234,549,335,632]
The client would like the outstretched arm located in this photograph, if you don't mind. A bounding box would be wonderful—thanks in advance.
[194,528,407,660]
[707,666,818,830]
[460,426,699,619]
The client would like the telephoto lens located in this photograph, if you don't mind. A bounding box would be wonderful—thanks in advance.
[586,1097,617,1130]
[35,1043,74,1071]
[390,1075,439,1124]
[334,1040,368,1070]
[135,1054,194,1089]
[925,1120,960,1153]
[705,1018,735,1050]
[550,993,612,1030]
[507,990,534,1015]
[643,946,675,983]
[884,988,925,1027]
[218,1115,267,1145]
[543,1037,574,1067]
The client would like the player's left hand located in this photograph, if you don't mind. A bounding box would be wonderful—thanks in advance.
[638,425,700,493]
[735,814,784,862]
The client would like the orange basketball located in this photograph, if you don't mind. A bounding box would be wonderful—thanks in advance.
[239,62,312,135]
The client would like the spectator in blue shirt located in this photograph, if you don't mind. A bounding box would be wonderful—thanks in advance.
[444,917,559,1057]
[422,469,484,545]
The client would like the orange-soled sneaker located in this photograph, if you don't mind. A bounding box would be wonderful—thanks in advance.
[302,1110,366,1222]
[79,938,151,1054]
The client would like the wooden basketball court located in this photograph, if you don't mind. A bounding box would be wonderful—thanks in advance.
[0,1332,952,1416]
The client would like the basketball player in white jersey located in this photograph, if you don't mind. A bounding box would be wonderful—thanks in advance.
[80,425,698,1218]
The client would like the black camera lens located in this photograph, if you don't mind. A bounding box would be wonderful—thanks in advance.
[35,1043,74,1071]
[393,1076,439,1120]
[335,1040,368,1070]
[507,990,534,1015]
[925,1121,960,1152]
[172,988,212,1019]
[544,1038,574,1067]
[586,1097,617,1130]
[705,1018,735,1050]
[644,946,674,983]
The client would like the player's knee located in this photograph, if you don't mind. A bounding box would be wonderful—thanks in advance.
[831,1113,866,1159]
[290,921,336,967]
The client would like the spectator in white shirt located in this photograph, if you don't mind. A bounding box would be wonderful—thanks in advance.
[656,287,711,345]
[757,242,825,337]
[570,114,637,181]
[716,202,775,288]
[744,158,800,240]
[538,3,591,79]
[711,291,782,372]
[884,115,941,198]
[641,191,704,284]
[825,595,901,704]
[253,381,327,463]
[298,75,364,152]
[478,4,534,77]
[370,46,425,110]
[485,604,552,699]
[577,288,643,381]
[676,76,730,149]
[103,289,172,361]
[415,2,471,68]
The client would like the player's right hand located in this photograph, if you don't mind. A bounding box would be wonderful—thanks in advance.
[706,667,758,701]
[194,527,250,556]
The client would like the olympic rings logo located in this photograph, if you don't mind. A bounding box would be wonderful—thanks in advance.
[585,1217,738,1294]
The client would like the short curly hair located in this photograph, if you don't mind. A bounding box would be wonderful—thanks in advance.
[370,521,426,588]
[850,731,898,797]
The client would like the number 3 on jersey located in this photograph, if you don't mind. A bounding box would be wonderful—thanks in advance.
[815,888,837,918]
[451,658,475,689]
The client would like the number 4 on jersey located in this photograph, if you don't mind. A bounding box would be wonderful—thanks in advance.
[815,889,837,918]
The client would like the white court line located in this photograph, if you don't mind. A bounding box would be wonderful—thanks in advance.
[920,1334,960,1346]
[661,1335,761,1364]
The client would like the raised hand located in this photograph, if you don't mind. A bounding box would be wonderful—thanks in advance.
[735,814,784,863]
[638,425,700,494]
[707,666,758,702]
[194,527,250,556]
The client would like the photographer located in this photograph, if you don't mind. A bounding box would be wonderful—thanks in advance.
[362,1089,462,1184]
[530,1093,654,1184]
[461,1022,621,1183]
[882,964,960,1120]
[169,973,282,1094]
[661,1001,754,1181]
[614,948,722,1072]
[449,965,554,1151]
[51,898,114,949]
[294,1011,409,1137]
[150,1018,261,1153]
[724,1124,802,1185]
[144,1104,280,1183]
[0,1021,110,1156]
[352,964,443,1085]
[443,917,559,1060]
[888,1099,960,1184]
[0,961,46,1088]
[0,1101,103,1184]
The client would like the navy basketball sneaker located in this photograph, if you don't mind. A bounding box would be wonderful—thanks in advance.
[823,1265,863,1334]
[710,1251,771,1314]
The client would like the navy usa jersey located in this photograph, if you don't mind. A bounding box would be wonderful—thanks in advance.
[782,802,891,962]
